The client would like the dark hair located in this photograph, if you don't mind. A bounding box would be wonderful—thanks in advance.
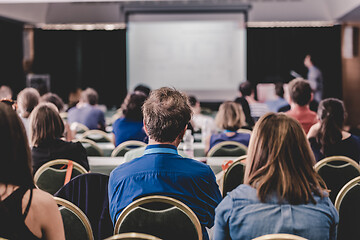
[316,98,345,155]
[275,82,284,98]
[288,78,312,106]
[245,113,326,204]
[30,103,65,146]
[123,92,147,121]
[239,81,253,96]
[134,84,151,97]
[0,102,34,186]
[17,88,40,118]
[143,87,192,143]
[41,92,64,112]
[81,88,98,105]
[188,96,197,107]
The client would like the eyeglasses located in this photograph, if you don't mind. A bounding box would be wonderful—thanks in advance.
[0,98,17,111]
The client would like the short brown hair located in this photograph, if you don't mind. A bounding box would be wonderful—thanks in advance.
[81,88,99,105]
[245,113,326,204]
[17,88,40,118]
[30,102,64,146]
[288,78,312,106]
[215,101,244,131]
[142,87,192,142]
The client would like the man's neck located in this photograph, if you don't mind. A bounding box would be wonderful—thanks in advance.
[148,138,181,148]
[290,103,310,111]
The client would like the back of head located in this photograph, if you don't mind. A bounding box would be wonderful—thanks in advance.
[215,101,244,131]
[316,98,345,155]
[143,87,192,143]
[0,102,33,186]
[288,78,312,106]
[123,92,147,121]
[275,82,284,98]
[239,81,253,97]
[245,113,325,204]
[41,92,64,112]
[0,85,12,100]
[17,88,40,118]
[30,102,64,147]
[81,88,98,105]
[188,95,197,107]
[134,84,151,97]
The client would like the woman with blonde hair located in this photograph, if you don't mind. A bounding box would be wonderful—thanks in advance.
[214,113,338,240]
[30,102,89,174]
[17,88,40,139]
[204,101,250,154]
[0,102,65,239]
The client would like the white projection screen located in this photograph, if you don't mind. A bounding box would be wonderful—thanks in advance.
[127,13,247,101]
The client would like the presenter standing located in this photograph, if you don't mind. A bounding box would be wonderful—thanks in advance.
[304,54,323,103]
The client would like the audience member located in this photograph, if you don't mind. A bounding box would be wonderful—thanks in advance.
[112,92,148,146]
[188,95,216,133]
[67,88,82,110]
[0,102,65,239]
[307,98,360,163]
[0,85,13,100]
[204,101,250,154]
[67,88,105,131]
[30,103,89,174]
[214,113,338,239]
[134,84,151,97]
[108,87,222,240]
[41,93,64,112]
[239,81,269,122]
[265,82,289,112]
[286,78,318,133]
[235,82,254,128]
[17,88,40,139]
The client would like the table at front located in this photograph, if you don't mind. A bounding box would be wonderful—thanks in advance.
[88,156,237,176]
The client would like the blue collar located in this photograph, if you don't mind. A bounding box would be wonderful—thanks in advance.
[144,144,179,156]
[224,130,236,133]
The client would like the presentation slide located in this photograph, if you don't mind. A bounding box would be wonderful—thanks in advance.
[127,13,247,101]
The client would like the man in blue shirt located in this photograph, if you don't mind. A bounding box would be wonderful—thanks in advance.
[108,87,222,239]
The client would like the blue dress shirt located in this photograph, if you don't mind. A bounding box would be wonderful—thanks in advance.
[214,184,338,240]
[108,144,222,240]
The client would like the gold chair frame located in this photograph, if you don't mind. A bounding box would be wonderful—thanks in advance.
[114,195,202,240]
[105,233,162,240]
[80,129,113,142]
[334,175,360,211]
[222,155,247,195]
[70,122,89,133]
[77,138,104,156]
[111,140,147,157]
[54,197,94,240]
[236,128,252,135]
[207,141,248,157]
[314,155,360,172]
[252,233,308,240]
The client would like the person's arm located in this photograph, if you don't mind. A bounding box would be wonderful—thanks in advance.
[213,196,233,240]
[307,122,320,139]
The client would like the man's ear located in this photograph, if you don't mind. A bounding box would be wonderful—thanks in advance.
[143,120,149,135]
[178,125,188,140]
[310,92,314,102]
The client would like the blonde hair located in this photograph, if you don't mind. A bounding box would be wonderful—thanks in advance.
[245,113,326,204]
[17,88,40,118]
[215,101,245,131]
[30,102,64,147]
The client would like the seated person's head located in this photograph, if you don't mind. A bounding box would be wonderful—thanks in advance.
[30,102,64,147]
[122,92,147,122]
[275,82,285,98]
[245,113,326,204]
[17,88,40,118]
[188,95,201,114]
[81,88,98,105]
[134,84,151,97]
[142,87,192,143]
[0,102,34,186]
[215,101,244,132]
[239,81,253,97]
[0,85,13,100]
[288,78,312,106]
[41,92,64,112]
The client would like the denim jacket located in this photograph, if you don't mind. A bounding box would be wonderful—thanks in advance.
[214,184,338,240]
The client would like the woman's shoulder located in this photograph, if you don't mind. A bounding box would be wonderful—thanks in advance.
[226,184,259,203]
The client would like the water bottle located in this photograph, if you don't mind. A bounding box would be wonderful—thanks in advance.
[183,129,194,158]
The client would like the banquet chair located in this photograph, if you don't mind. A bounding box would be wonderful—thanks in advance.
[111,140,147,157]
[114,195,202,240]
[55,197,94,240]
[70,122,89,134]
[81,129,112,143]
[78,138,104,156]
[335,176,360,240]
[104,233,162,240]
[34,159,88,195]
[252,233,308,240]
[207,141,248,157]
[314,156,360,203]
[222,155,247,197]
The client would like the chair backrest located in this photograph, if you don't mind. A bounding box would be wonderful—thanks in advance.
[81,130,112,143]
[207,141,248,157]
[55,197,94,240]
[71,122,90,134]
[314,155,360,203]
[222,155,247,197]
[334,176,360,240]
[34,159,88,195]
[78,138,104,156]
[114,195,202,240]
[252,233,308,240]
[111,141,147,157]
[105,233,162,240]
[54,173,113,240]
[237,128,252,135]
